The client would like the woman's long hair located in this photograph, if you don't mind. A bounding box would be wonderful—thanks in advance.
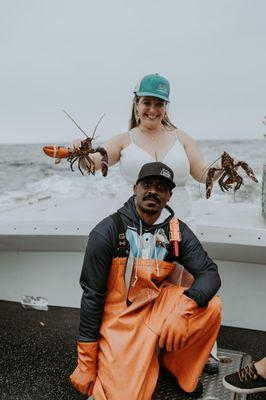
[129,95,177,130]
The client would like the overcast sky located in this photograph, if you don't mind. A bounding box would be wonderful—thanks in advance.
[0,0,265,144]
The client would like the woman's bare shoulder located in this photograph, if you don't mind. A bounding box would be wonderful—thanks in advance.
[175,128,196,146]
[105,131,131,147]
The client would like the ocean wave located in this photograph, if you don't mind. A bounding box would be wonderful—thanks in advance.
[0,170,262,212]
[0,140,265,212]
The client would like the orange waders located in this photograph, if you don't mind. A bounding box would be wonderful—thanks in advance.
[92,254,222,400]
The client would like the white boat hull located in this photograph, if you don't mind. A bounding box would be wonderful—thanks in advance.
[0,197,265,331]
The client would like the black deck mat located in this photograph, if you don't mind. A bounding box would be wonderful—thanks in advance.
[1,300,265,400]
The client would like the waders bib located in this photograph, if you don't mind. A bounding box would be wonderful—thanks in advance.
[92,217,221,400]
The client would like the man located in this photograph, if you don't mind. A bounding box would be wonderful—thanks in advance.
[70,162,222,399]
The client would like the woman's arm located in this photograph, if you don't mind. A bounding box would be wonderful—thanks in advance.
[177,130,222,183]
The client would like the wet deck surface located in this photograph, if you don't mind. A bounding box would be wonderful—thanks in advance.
[1,300,265,400]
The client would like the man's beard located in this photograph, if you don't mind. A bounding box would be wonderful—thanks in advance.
[139,205,158,215]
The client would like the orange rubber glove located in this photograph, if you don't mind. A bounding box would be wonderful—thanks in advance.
[70,341,98,395]
[159,295,198,352]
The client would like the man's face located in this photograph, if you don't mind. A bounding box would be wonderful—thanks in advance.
[134,177,172,215]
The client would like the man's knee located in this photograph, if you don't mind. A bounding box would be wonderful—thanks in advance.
[207,296,222,321]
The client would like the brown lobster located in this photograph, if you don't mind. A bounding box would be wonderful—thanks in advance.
[43,111,108,176]
[206,151,258,199]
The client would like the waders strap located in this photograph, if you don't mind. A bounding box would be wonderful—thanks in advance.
[111,213,129,257]
[169,218,181,257]
[111,213,132,305]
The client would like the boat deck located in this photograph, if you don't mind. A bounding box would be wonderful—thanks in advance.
[1,301,265,400]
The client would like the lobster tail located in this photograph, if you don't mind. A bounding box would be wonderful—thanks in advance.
[43,146,70,159]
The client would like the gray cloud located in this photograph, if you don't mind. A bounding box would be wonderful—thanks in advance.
[0,0,265,143]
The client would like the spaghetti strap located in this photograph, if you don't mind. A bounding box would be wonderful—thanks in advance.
[128,131,134,143]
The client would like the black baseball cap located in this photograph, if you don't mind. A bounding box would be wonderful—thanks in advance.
[136,162,175,190]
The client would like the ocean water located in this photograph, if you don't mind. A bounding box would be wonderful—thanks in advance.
[0,140,265,212]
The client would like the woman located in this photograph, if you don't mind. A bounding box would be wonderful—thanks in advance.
[72,73,220,232]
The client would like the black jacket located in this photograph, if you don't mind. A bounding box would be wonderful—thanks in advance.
[78,196,221,342]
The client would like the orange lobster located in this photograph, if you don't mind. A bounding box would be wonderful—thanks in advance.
[43,111,108,176]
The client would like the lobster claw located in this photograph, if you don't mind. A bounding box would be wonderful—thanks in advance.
[43,145,70,159]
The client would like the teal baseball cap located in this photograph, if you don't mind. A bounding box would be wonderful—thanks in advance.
[134,73,170,102]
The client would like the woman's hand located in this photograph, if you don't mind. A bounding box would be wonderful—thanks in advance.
[230,153,239,167]
[70,138,82,150]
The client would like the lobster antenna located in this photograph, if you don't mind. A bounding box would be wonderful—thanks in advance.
[62,110,89,138]
[198,155,222,198]
[91,113,106,140]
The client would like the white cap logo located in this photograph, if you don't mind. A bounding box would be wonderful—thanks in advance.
[157,83,168,94]
[160,168,171,179]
